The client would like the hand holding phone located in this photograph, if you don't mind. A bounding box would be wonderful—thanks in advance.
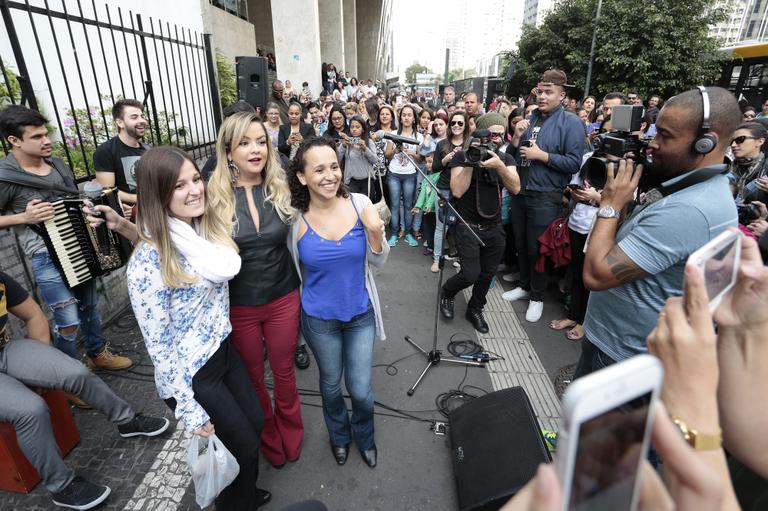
[556,355,662,511]
[686,230,741,310]
[647,264,720,431]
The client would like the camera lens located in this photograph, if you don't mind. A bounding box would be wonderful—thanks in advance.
[584,156,610,189]
[466,146,483,165]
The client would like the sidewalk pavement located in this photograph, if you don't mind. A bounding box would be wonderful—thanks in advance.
[0,244,580,510]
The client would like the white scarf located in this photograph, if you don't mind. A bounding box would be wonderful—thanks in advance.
[167,217,241,283]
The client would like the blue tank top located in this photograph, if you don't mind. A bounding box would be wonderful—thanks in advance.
[298,206,369,321]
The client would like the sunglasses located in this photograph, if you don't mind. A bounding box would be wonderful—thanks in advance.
[450,120,464,127]
[732,135,758,144]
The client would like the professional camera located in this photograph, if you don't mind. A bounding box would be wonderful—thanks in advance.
[465,137,499,164]
[737,203,761,224]
[584,105,650,189]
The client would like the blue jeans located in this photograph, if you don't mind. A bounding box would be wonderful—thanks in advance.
[300,305,375,450]
[30,250,105,358]
[386,172,416,234]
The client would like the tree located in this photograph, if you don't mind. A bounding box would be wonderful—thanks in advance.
[405,63,430,84]
[507,0,726,100]
[216,52,237,109]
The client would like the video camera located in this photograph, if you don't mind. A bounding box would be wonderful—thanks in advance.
[584,105,650,189]
[465,129,499,164]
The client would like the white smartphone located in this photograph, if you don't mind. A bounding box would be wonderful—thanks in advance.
[556,354,663,511]
[687,230,742,310]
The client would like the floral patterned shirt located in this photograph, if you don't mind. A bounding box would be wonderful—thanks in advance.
[127,242,231,431]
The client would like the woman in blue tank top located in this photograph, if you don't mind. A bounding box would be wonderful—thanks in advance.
[287,137,389,469]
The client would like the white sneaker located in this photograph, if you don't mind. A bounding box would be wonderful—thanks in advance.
[430,261,439,273]
[502,287,530,301]
[452,260,461,268]
[501,272,520,282]
[525,300,544,322]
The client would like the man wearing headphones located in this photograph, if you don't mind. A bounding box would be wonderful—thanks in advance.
[573,86,740,379]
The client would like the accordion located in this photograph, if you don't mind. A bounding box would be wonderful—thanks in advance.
[39,188,132,288]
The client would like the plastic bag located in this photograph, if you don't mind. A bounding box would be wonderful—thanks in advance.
[187,433,240,508]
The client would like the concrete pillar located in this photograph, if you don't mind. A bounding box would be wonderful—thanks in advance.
[247,0,275,54]
[343,0,357,77]
[270,0,323,97]
[355,0,382,81]
[319,0,345,72]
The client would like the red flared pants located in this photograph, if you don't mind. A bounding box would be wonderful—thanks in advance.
[229,289,303,466]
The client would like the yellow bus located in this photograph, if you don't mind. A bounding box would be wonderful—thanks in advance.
[718,41,768,107]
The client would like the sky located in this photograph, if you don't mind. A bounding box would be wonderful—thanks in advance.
[390,0,526,79]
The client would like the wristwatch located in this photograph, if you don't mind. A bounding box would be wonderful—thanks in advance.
[671,415,722,451]
[596,206,620,219]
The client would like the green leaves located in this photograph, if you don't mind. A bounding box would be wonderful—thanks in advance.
[507,0,727,99]
[216,52,237,109]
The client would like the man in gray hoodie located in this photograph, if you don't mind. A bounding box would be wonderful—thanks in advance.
[0,105,132,374]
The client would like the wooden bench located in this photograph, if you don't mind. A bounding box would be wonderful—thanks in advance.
[0,389,80,493]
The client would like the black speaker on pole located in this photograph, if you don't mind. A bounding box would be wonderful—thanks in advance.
[235,56,268,110]
[449,386,552,511]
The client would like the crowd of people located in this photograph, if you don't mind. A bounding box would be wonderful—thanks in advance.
[0,60,767,511]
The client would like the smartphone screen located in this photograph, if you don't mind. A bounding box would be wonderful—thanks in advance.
[567,392,651,511]
[702,235,739,306]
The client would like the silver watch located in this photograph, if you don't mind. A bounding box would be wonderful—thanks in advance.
[597,206,620,219]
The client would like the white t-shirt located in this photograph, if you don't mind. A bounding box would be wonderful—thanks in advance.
[387,131,423,175]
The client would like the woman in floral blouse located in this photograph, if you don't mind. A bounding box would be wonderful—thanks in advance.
[126,146,271,510]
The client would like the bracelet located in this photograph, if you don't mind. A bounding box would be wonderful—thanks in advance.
[671,415,722,451]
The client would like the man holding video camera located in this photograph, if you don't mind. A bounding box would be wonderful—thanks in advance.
[439,113,520,333]
[503,69,586,322]
[575,86,740,378]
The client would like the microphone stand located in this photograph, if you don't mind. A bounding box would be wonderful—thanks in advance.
[392,143,485,397]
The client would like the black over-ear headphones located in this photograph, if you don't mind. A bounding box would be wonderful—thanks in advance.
[693,86,717,155]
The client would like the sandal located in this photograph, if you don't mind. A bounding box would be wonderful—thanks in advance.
[565,324,585,341]
[549,319,577,331]
[414,230,423,240]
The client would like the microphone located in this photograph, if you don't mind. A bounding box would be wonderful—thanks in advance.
[374,130,420,146]
[83,180,112,256]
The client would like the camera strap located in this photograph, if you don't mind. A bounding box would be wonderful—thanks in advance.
[639,164,728,207]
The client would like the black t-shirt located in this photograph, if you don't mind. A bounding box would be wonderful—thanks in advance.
[448,150,516,224]
[433,138,463,189]
[0,270,29,341]
[93,136,147,194]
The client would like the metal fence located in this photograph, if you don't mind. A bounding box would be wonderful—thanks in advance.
[0,0,222,181]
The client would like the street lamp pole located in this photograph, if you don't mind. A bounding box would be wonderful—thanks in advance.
[584,0,603,99]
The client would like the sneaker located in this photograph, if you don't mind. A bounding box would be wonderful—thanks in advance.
[541,429,558,452]
[430,261,439,273]
[501,272,520,282]
[86,345,132,370]
[501,287,530,302]
[452,260,460,268]
[51,476,110,510]
[404,234,418,247]
[525,300,544,322]
[118,414,170,438]
[387,235,397,247]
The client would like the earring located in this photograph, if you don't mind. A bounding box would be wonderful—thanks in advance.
[227,158,240,185]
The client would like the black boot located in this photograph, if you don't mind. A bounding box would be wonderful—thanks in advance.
[440,292,455,319]
[294,344,310,370]
[465,308,489,334]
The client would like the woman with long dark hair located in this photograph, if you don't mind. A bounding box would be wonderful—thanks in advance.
[127,146,270,509]
[324,104,349,143]
[286,137,388,468]
[384,104,423,247]
[339,115,379,196]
